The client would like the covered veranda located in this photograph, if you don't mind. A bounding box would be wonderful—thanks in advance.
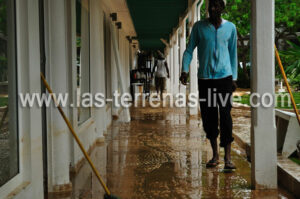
[1,0,299,199]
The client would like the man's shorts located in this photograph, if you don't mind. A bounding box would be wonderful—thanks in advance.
[155,77,166,91]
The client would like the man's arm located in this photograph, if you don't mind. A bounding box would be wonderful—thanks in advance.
[164,62,170,78]
[182,23,199,73]
[151,60,158,78]
[228,25,238,81]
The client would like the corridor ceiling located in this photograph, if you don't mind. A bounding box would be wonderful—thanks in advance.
[126,0,188,51]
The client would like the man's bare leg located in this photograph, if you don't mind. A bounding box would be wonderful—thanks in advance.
[206,138,219,167]
[156,88,160,99]
[210,138,219,161]
[224,144,236,169]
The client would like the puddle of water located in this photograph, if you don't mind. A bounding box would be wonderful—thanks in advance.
[49,106,295,199]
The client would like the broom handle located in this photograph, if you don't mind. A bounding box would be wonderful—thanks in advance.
[275,45,300,126]
[40,73,111,196]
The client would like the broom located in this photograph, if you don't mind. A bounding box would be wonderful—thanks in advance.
[40,73,120,199]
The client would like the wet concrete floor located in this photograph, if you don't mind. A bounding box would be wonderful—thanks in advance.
[68,106,295,199]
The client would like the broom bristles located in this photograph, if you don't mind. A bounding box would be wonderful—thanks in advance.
[104,193,121,199]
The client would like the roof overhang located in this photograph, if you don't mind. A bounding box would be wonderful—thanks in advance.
[127,0,188,51]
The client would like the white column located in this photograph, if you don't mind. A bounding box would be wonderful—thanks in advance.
[169,41,174,94]
[110,22,131,122]
[251,0,277,189]
[189,4,199,116]
[20,0,44,197]
[165,48,170,93]
[179,22,186,94]
[90,0,105,141]
[44,0,71,192]
[111,27,119,117]
[173,31,179,94]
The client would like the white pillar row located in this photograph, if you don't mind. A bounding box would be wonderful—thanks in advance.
[44,0,71,192]
[179,20,186,94]
[173,30,180,94]
[189,3,199,116]
[251,0,277,189]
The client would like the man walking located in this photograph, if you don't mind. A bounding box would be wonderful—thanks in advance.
[152,52,170,100]
[180,0,238,169]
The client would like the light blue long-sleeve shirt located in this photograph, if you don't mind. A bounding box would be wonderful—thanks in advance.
[182,19,238,80]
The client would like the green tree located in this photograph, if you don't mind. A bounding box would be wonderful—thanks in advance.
[275,0,300,48]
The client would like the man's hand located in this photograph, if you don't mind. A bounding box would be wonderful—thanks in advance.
[167,74,170,79]
[232,81,238,92]
[180,72,188,85]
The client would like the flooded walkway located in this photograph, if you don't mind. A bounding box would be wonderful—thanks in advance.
[68,106,294,199]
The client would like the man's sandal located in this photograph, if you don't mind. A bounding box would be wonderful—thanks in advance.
[224,161,236,170]
[206,159,219,168]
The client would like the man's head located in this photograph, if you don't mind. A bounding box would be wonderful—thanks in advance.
[209,0,226,21]
[156,50,165,60]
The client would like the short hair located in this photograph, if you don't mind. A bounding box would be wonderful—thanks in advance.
[209,0,226,8]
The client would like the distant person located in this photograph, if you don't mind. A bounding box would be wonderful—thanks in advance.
[138,51,147,69]
[180,0,238,170]
[152,52,170,100]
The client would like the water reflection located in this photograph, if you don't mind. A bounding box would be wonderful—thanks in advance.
[70,142,107,199]
[53,106,294,199]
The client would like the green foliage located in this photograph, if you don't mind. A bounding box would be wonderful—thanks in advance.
[223,0,300,38]
[280,38,300,89]
[289,76,300,90]
[275,0,300,31]
[0,97,7,107]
